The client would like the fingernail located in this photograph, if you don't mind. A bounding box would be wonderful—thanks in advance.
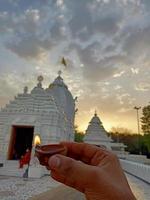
[49,156,60,169]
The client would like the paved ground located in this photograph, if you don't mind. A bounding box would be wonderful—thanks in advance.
[0,173,149,200]
[126,173,150,200]
[0,176,59,200]
[29,185,85,200]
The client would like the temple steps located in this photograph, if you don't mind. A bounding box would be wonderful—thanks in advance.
[0,160,27,177]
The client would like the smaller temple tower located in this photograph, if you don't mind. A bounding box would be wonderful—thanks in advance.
[84,112,126,152]
[84,112,112,149]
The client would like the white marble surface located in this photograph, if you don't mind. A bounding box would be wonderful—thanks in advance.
[120,159,150,183]
[0,174,149,200]
[126,173,150,200]
[0,74,75,162]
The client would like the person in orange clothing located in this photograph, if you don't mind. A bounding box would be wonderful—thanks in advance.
[48,142,136,200]
[19,155,24,168]
[19,149,31,168]
[23,149,31,164]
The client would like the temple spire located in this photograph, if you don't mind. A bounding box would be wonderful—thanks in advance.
[24,86,28,94]
[58,70,62,77]
[37,75,44,88]
[94,110,97,117]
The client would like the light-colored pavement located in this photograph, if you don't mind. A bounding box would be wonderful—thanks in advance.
[0,173,149,200]
[0,175,59,200]
[126,173,150,200]
[29,185,85,200]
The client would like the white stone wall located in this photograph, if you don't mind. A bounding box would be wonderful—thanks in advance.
[0,75,75,164]
[0,110,71,162]
[120,159,150,184]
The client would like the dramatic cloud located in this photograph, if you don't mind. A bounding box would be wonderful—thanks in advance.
[0,0,150,132]
[131,68,139,74]
[123,27,150,61]
[135,82,150,92]
[6,35,54,60]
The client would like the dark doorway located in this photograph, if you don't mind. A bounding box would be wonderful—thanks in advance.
[8,126,34,160]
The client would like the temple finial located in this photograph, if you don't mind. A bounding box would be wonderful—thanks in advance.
[94,110,97,116]
[24,86,28,94]
[37,75,44,87]
[58,70,62,76]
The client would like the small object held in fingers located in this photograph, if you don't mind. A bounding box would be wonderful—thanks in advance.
[35,144,67,166]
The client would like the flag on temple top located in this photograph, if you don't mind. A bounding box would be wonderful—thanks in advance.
[61,57,67,67]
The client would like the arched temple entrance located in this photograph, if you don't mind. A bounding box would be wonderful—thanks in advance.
[7,126,34,160]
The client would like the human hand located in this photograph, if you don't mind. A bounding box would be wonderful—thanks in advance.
[48,142,136,200]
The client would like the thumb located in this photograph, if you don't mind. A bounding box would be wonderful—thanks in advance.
[48,155,97,191]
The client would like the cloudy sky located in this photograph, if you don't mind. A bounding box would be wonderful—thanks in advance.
[0,0,150,133]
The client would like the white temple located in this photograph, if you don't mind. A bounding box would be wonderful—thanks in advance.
[0,72,126,177]
[0,72,75,170]
[84,112,126,153]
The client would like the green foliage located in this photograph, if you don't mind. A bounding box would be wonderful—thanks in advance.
[142,134,150,152]
[110,126,150,157]
[111,127,132,135]
[110,132,140,154]
[141,105,150,134]
[74,133,85,142]
[74,125,85,143]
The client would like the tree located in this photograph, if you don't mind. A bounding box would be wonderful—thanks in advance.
[110,124,150,157]
[141,104,150,134]
[111,127,132,135]
[140,133,150,158]
[110,127,140,154]
[110,127,133,142]
[74,133,85,142]
[74,125,85,142]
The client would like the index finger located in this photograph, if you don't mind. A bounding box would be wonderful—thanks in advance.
[60,141,106,164]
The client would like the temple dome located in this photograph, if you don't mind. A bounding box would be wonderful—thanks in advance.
[2,76,58,114]
[49,75,68,89]
[31,85,45,95]
[90,113,102,125]
[46,71,75,123]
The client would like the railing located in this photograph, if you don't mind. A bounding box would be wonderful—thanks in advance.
[120,159,150,184]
